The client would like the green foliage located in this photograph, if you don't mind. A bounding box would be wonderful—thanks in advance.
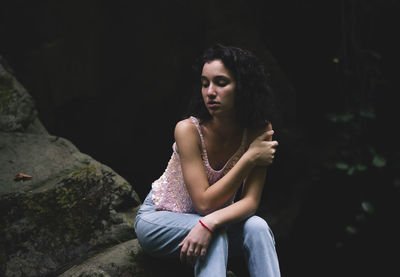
[361,201,374,214]
[345,225,358,235]
[320,1,400,257]
[327,112,354,123]
[325,107,385,175]
[371,155,386,168]
[324,106,387,244]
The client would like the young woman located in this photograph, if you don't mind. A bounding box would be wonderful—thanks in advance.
[134,44,281,276]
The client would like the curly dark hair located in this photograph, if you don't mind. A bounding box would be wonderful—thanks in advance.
[187,44,277,129]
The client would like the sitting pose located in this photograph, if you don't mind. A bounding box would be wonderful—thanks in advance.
[134,44,281,276]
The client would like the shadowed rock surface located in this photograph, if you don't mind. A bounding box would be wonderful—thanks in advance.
[59,238,240,277]
[0,58,141,277]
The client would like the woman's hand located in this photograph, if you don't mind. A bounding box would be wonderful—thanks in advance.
[248,125,278,166]
[179,221,213,266]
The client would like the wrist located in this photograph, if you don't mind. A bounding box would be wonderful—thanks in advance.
[243,150,256,167]
[199,219,213,233]
[201,215,219,231]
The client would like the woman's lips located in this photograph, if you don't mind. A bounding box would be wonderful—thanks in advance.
[207,102,220,109]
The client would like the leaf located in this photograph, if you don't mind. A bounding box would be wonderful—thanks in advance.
[347,166,355,175]
[339,113,354,122]
[359,109,375,119]
[335,162,349,170]
[14,173,33,182]
[372,155,386,168]
[355,164,367,171]
[345,225,357,234]
[327,113,354,123]
[361,201,375,214]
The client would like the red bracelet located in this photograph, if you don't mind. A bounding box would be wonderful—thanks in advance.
[199,220,213,233]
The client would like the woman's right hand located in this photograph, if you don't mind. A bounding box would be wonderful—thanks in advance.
[179,220,213,266]
[248,126,278,166]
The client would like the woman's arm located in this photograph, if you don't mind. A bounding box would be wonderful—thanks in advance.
[177,120,276,264]
[202,165,267,229]
[179,165,268,264]
[174,119,276,215]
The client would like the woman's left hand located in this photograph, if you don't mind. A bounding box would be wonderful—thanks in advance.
[179,221,213,266]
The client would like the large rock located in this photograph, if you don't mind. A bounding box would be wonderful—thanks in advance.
[0,56,47,134]
[58,239,144,277]
[0,58,141,277]
[58,239,238,277]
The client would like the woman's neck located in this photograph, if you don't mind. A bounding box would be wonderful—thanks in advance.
[205,116,242,141]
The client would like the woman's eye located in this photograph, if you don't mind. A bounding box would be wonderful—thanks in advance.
[215,77,229,87]
[201,82,209,87]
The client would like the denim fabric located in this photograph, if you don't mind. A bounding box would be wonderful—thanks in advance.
[134,190,281,277]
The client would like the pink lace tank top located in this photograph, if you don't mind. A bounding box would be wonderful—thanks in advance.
[151,116,247,213]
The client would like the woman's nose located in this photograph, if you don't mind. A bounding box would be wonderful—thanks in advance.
[207,83,217,97]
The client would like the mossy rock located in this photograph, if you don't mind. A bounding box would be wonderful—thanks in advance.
[0,59,40,133]
[0,132,141,277]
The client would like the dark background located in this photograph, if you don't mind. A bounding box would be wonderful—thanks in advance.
[1,0,399,276]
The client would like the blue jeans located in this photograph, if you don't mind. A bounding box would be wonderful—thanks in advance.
[134,190,281,277]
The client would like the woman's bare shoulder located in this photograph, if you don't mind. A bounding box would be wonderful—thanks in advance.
[174,118,201,148]
[175,118,197,135]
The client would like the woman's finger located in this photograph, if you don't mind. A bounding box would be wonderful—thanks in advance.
[265,121,273,132]
[186,244,195,265]
[200,246,208,260]
[180,241,188,263]
[191,244,202,266]
[259,130,274,141]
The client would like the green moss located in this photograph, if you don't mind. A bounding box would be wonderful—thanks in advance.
[121,182,130,190]
[68,164,98,181]
[22,165,116,244]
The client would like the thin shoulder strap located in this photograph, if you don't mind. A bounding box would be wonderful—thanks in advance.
[190,116,206,150]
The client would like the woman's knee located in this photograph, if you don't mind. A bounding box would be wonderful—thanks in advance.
[212,229,229,248]
[135,211,203,256]
[134,217,158,253]
[196,230,229,272]
[244,216,269,232]
[135,217,185,257]
[243,216,275,244]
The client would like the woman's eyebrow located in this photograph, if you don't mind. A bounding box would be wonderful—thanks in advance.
[214,75,231,80]
[201,74,231,80]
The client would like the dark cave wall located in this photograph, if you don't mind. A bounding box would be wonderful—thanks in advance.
[1,0,303,199]
[1,1,400,275]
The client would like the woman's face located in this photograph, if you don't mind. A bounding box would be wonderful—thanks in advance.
[201,59,236,118]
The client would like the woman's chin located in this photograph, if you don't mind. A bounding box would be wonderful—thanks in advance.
[207,109,221,117]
